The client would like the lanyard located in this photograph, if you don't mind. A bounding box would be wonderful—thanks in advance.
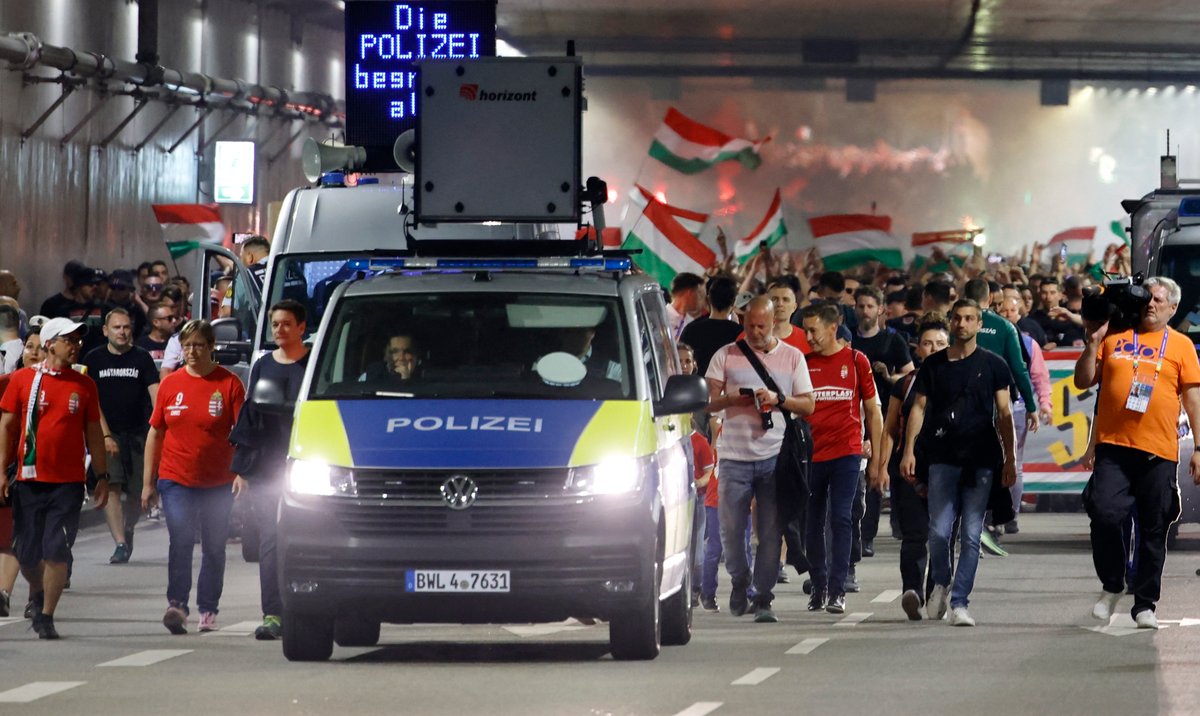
[1131,329,1170,385]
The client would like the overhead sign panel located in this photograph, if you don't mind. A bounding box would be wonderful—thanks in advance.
[213,141,255,204]
[416,58,581,223]
[345,0,497,173]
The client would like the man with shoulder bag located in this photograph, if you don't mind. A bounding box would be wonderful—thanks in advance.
[705,297,814,624]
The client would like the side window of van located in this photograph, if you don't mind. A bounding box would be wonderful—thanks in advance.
[637,290,679,399]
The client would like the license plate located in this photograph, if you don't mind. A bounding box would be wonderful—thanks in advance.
[405,570,511,593]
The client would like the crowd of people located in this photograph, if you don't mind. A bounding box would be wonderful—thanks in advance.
[677,237,1197,629]
[0,239,300,641]
[0,232,1193,642]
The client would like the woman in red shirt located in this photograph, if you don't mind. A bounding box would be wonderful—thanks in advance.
[142,320,244,635]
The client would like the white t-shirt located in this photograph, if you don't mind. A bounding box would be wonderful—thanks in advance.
[665,304,694,341]
[706,339,812,461]
[161,334,182,371]
[0,338,22,374]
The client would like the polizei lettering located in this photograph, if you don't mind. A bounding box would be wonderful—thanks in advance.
[386,416,545,433]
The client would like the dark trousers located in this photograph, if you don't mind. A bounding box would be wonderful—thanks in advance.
[806,455,861,594]
[862,486,881,545]
[891,470,931,599]
[851,468,865,564]
[159,479,234,614]
[1082,444,1180,617]
[249,478,284,617]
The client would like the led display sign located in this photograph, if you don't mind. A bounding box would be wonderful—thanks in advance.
[213,141,256,204]
[344,0,497,172]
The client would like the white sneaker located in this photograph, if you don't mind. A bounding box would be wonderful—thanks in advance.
[1135,610,1158,630]
[927,585,949,621]
[949,607,976,627]
[1092,591,1122,621]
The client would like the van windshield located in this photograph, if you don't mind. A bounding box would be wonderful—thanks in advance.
[1159,244,1200,343]
[311,292,632,400]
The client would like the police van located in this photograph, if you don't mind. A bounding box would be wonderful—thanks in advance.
[255,251,708,661]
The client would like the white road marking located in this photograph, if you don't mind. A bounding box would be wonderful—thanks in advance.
[203,620,261,636]
[0,617,24,629]
[98,649,193,667]
[1157,618,1200,627]
[1082,613,1168,636]
[0,682,86,703]
[673,702,723,716]
[786,637,829,655]
[872,590,902,603]
[731,667,780,686]
[833,612,873,627]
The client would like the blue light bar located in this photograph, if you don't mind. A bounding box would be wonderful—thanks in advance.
[1180,197,1200,217]
[345,257,632,272]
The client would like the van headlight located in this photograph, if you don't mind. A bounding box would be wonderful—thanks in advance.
[287,460,356,496]
[569,455,653,495]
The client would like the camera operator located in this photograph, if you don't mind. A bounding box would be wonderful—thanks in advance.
[1074,276,1200,630]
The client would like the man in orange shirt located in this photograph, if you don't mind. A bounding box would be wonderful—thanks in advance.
[1074,276,1200,629]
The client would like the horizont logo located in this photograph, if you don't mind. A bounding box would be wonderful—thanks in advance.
[458,84,538,102]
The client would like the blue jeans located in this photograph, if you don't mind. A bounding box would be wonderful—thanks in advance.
[927,464,993,609]
[717,457,779,605]
[158,478,234,614]
[701,505,753,599]
[806,455,861,595]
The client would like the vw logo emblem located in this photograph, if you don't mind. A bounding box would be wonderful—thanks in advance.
[440,475,478,510]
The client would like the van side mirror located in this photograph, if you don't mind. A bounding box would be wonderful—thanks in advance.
[212,317,250,367]
[252,377,295,416]
[653,374,709,417]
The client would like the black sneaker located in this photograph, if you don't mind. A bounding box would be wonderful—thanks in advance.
[700,595,720,612]
[753,604,778,623]
[110,544,131,564]
[900,589,924,621]
[125,528,135,556]
[826,593,847,614]
[1004,520,1019,535]
[777,567,790,584]
[862,540,875,557]
[25,591,43,620]
[0,589,9,618]
[254,615,282,640]
[802,578,813,595]
[37,614,59,640]
[729,587,749,617]
[807,589,827,611]
[844,569,861,593]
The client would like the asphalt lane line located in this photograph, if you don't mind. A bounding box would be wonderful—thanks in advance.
[204,620,261,636]
[98,649,193,667]
[0,617,24,628]
[731,667,780,686]
[786,637,829,655]
[872,590,902,603]
[833,612,873,627]
[0,682,87,703]
[673,703,722,716]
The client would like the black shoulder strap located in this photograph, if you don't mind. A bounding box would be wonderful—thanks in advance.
[734,339,794,421]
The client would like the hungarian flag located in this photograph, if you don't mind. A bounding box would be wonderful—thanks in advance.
[622,186,714,288]
[733,190,788,264]
[810,214,903,271]
[1048,226,1096,265]
[649,107,770,175]
[152,204,226,259]
[911,229,974,269]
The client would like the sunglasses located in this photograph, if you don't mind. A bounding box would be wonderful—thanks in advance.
[144,283,164,291]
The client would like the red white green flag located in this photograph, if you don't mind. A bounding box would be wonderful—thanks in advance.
[152,204,226,259]
[911,229,974,268]
[623,186,714,288]
[733,190,787,264]
[649,107,770,175]
[810,214,903,271]
[1048,226,1096,264]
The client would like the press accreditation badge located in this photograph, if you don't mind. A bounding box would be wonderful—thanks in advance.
[1125,380,1153,414]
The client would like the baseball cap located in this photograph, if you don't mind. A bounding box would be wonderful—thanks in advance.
[108,269,134,290]
[77,268,105,286]
[28,315,49,332]
[40,317,87,344]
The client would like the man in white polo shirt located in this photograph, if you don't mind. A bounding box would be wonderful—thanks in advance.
[705,296,814,623]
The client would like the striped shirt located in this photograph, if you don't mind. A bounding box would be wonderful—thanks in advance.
[706,339,812,461]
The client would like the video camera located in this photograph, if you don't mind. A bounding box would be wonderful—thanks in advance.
[1081,272,1151,333]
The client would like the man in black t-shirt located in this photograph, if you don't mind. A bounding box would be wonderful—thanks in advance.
[680,275,742,377]
[83,308,159,564]
[1030,278,1084,348]
[900,299,1017,627]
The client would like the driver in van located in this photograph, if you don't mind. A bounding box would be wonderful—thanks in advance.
[359,332,422,383]
[562,325,622,383]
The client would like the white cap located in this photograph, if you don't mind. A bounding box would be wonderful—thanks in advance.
[39,317,87,344]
